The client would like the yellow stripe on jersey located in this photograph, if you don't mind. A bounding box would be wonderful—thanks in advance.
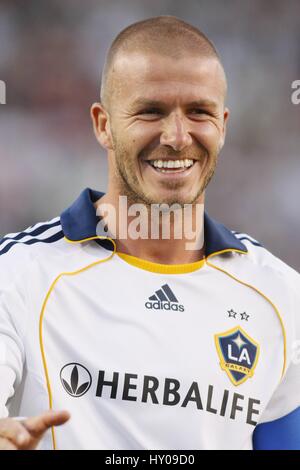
[39,235,116,449]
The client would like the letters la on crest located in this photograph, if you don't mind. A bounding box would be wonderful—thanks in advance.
[215,326,260,386]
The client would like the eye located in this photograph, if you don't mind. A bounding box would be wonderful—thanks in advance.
[138,108,163,120]
[188,108,212,120]
[189,108,207,115]
[140,108,162,115]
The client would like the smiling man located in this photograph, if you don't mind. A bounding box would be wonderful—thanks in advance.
[91,18,228,264]
[0,16,300,450]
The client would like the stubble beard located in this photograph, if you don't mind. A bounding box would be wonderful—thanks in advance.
[112,139,218,209]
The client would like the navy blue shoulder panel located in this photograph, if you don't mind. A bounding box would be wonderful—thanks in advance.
[60,188,248,255]
[253,407,300,450]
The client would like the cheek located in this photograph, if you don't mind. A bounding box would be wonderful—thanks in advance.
[127,122,159,152]
[193,121,223,151]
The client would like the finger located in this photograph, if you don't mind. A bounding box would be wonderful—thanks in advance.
[23,410,70,438]
[0,437,18,450]
[0,419,31,447]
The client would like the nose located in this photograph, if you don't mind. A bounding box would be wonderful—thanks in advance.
[160,112,193,151]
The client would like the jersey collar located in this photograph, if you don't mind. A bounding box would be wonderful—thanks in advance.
[60,187,247,256]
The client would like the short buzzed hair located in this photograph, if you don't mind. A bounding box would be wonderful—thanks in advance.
[100,15,225,107]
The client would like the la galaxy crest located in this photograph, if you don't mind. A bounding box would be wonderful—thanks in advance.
[215,326,260,386]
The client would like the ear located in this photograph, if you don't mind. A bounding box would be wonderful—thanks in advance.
[219,106,230,150]
[90,102,114,150]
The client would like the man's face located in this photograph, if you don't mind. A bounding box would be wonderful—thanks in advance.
[97,52,228,206]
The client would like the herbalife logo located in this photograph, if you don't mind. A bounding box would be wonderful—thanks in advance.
[145,284,184,311]
[60,363,92,397]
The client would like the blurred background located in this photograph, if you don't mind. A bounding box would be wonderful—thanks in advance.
[0,0,299,268]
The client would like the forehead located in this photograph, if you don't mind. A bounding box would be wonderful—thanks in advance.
[111,52,226,105]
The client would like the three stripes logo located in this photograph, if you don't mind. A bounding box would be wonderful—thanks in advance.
[145,284,184,311]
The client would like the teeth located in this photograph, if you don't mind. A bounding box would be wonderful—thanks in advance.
[150,159,194,169]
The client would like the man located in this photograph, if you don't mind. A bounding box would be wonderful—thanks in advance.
[0,16,299,450]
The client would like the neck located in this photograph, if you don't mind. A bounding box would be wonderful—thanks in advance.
[94,189,205,265]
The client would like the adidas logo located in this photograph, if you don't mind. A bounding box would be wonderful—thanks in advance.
[145,284,185,311]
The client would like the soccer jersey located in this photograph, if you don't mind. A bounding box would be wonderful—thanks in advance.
[0,187,299,450]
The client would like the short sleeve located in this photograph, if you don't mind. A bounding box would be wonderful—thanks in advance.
[253,406,300,450]
[258,269,300,424]
[0,280,26,417]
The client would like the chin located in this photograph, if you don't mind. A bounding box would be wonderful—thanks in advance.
[149,193,197,207]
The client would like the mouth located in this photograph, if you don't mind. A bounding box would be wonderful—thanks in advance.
[145,158,197,174]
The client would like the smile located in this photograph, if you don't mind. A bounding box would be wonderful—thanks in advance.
[147,159,196,173]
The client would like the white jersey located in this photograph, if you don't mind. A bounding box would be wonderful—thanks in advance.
[0,188,299,450]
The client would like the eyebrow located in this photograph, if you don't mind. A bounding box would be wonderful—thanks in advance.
[131,98,218,110]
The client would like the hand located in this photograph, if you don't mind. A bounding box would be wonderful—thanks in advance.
[0,409,70,450]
